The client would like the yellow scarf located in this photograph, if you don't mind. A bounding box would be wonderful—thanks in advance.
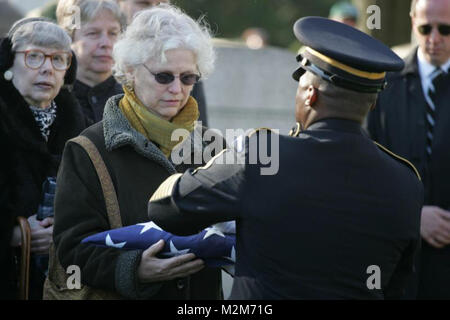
[119,87,199,157]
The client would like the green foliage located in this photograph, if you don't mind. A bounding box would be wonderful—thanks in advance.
[173,0,339,49]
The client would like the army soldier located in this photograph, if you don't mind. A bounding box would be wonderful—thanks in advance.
[148,17,424,299]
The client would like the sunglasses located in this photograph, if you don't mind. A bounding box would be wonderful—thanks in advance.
[142,64,201,85]
[15,49,72,71]
[417,24,450,36]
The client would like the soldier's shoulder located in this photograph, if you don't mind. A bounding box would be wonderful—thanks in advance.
[374,141,421,180]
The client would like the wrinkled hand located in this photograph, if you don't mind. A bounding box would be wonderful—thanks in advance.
[420,206,450,248]
[137,240,205,283]
[28,215,54,254]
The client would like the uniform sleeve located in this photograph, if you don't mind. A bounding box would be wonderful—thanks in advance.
[383,240,421,299]
[384,183,423,299]
[53,141,161,298]
[148,148,245,235]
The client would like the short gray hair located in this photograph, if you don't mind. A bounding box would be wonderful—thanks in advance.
[112,4,215,87]
[11,20,72,52]
[56,0,126,38]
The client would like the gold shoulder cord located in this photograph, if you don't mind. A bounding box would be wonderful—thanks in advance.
[192,148,228,175]
[289,122,302,137]
[374,141,421,181]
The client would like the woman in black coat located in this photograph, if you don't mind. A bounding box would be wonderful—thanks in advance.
[0,18,86,299]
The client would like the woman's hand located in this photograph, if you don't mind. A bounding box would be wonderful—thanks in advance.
[28,215,54,254]
[137,240,205,283]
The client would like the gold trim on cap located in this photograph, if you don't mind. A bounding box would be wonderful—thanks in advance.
[305,47,386,80]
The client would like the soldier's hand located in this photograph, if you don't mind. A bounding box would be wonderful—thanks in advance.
[420,206,450,248]
[137,240,205,283]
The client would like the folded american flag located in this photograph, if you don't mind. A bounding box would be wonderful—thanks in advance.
[82,221,236,268]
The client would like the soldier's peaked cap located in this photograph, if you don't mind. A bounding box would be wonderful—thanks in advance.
[293,17,404,93]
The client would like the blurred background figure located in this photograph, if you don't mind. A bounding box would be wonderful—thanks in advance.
[328,1,359,28]
[0,17,85,299]
[116,0,168,24]
[241,27,269,50]
[57,0,125,126]
[26,0,58,20]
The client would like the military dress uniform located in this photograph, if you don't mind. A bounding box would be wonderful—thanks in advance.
[148,17,424,299]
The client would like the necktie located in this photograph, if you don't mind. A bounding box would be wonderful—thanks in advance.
[425,68,446,158]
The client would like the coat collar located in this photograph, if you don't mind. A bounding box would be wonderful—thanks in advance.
[74,76,119,95]
[401,47,420,76]
[0,76,85,155]
[102,94,209,174]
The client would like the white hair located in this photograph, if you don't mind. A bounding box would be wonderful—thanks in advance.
[112,3,215,87]
[11,21,72,52]
[56,0,126,38]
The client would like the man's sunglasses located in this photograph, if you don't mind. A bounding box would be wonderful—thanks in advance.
[417,24,450,36]
[142,64,201,85]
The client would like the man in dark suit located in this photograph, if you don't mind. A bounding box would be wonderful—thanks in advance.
[367,0,450,299]
[147,17,423,299]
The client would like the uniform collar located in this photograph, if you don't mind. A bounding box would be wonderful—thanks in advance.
[306,118,363,135]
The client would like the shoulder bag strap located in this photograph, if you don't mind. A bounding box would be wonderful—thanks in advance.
[70,136,123,229]
[16,216,31,300]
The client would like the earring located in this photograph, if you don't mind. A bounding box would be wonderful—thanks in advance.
[3,70,13,81]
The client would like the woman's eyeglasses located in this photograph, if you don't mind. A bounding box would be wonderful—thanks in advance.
[417,24,450,36]
[142,64,201,85]
[15,50,72,71]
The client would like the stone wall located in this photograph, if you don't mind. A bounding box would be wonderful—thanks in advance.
[204,40,298,135]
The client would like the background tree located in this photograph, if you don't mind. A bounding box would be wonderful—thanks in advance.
[174,0,413,50]
[174,0,336,49]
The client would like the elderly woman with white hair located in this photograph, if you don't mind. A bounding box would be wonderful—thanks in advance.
[0,18,86,299]
[50,4,224,299]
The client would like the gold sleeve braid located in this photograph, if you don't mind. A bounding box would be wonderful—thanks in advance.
[149,173,183,202]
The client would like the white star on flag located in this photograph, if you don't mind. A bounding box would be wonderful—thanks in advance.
[105,234,126,248]
[203,227,225,240]
[169,240,190,256]
[82,221,236,268]
[138,221,163,234]
[230,246,236,261]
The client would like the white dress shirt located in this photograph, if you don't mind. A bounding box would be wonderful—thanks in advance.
[417,49,450,105]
